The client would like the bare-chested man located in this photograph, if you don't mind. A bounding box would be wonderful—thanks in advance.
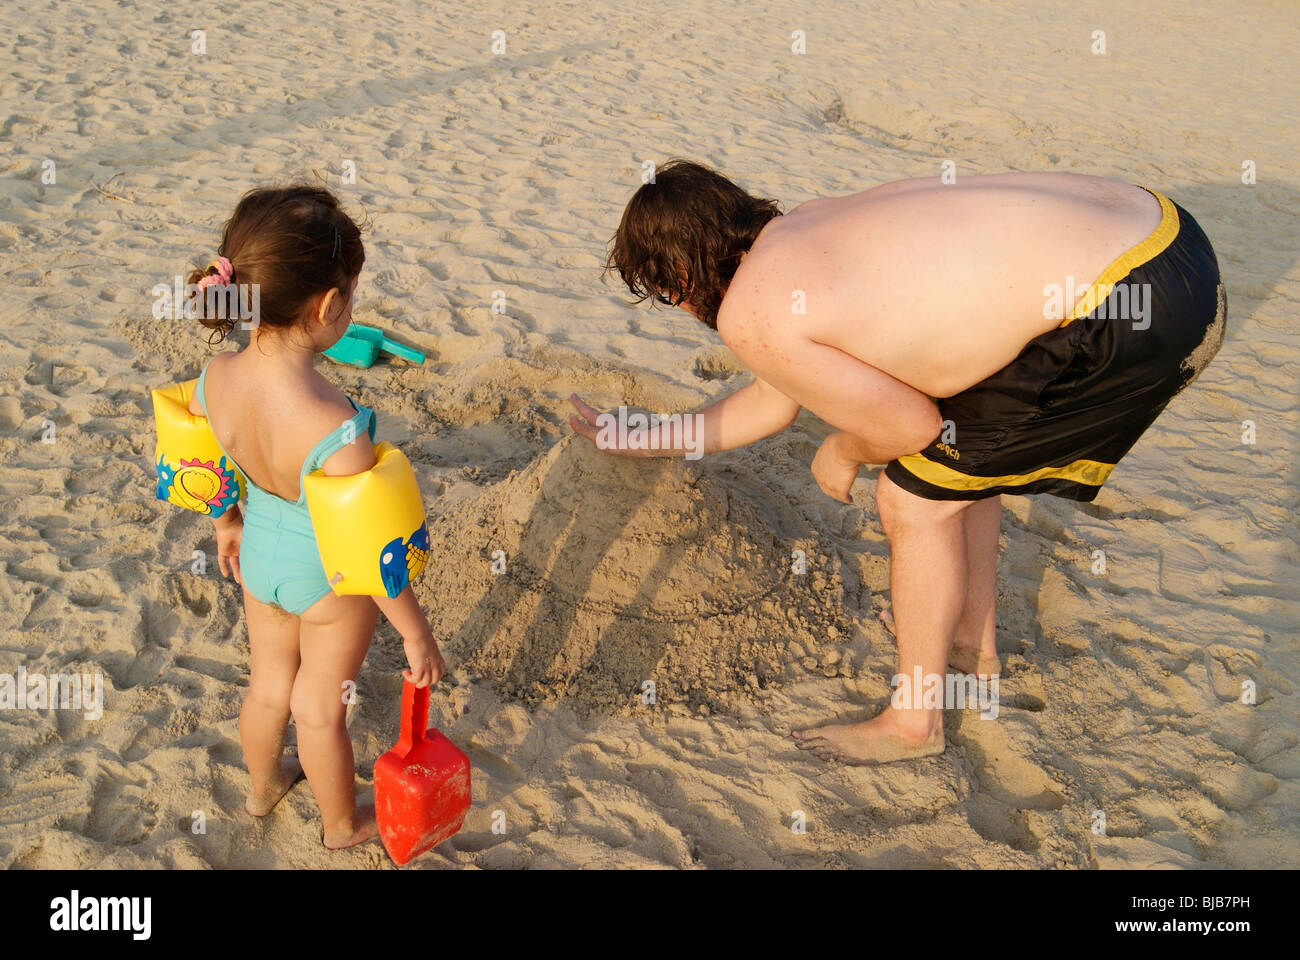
[571,160,1225,764]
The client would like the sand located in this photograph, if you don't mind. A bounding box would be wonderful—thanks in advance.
[420,433,857,715]
[0,0,1297,869]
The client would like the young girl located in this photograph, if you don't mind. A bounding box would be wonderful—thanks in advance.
[183,185,445,849]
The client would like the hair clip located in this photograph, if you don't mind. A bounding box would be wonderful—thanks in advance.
[331,225,341,260]
[196,255,233,291]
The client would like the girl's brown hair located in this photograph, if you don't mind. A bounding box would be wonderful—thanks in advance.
[605,159,782,329]
[187,184,365,343]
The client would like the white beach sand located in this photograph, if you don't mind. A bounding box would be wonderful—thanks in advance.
[0,0,1296,868]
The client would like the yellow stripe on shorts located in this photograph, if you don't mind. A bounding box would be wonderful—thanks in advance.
[1061,189,1180,327]
[893,452,1116,492]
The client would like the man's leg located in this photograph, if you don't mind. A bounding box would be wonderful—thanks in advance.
[878,493,1001,674]
[793,471,973,763]
[950,495,1001,676]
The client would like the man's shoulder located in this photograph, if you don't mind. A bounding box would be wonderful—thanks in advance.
[717,258,813,354]
[719,217,848,335]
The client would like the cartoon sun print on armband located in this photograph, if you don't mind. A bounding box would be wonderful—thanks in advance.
[156,456,241,516]
[379,523,431,597]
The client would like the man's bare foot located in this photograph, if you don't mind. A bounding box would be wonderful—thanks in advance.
[246,755,304,817]
[792,710,945,765]
[323,804,379,850]
[877,606,999,677]
[948,644,1001,678]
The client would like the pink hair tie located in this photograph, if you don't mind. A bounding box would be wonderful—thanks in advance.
[196,255,233,290]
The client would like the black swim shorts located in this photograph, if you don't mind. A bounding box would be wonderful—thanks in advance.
[885,188,1226,502]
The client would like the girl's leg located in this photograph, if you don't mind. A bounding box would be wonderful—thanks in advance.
[241,588,304,815]
[292,591,378,849]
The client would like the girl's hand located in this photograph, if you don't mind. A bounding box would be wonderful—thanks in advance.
[373,591,445,686]
[402,632,447,688]
[213,508,243,584]
[810,432,862,504]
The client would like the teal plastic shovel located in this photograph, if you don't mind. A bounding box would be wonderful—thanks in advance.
[323,324,426,368]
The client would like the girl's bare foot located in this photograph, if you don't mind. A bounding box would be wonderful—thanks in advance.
[323,803,379,850]
[246,755,304,817]
[792,709,944,765]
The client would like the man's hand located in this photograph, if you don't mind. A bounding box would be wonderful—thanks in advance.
[569,378,801,460]
[810,432,863,503]
[213,507,243,584]
[568,394,648,457]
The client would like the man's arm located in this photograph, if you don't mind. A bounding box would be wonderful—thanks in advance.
[720,313,942,464]
[569,374,801,457]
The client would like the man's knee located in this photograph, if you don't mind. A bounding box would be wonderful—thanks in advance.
[876,472,969,538]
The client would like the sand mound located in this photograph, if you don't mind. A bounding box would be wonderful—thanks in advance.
[416,436,854,715]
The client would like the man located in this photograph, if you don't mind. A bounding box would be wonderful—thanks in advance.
[570,160,1225,764]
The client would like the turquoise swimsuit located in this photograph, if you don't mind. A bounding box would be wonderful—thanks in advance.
[195,358,377,615]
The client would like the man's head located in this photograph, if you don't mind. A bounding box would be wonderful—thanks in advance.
[606,159,782,329]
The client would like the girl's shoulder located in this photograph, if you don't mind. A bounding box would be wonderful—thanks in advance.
[298,368,371,437]
[300,370,375,476]
[301,367,363,424]
[191,349,237,416]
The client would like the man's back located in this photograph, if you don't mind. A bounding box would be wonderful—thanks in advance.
[728,172,1163,397]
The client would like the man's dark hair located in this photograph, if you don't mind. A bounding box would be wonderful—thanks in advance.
[605,159,782,329]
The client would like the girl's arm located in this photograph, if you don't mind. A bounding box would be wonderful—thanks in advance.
[211,506,244,583]
[373,590,446,688]
[320,432,445,688]
[185,380,245,580]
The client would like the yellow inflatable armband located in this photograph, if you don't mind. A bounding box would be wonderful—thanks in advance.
[303,442,430,598]
[152,379,246,518]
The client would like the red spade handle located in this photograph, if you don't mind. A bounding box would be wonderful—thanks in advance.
[395,679,428,757]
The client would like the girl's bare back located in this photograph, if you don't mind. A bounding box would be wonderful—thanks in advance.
[199,350,360,501]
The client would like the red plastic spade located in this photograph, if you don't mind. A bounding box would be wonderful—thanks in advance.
[374,680,471,865]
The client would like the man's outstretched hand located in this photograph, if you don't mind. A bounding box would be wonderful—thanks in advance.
[810,431,863,503]
[569,394,645,457]
[568,394,601,439]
